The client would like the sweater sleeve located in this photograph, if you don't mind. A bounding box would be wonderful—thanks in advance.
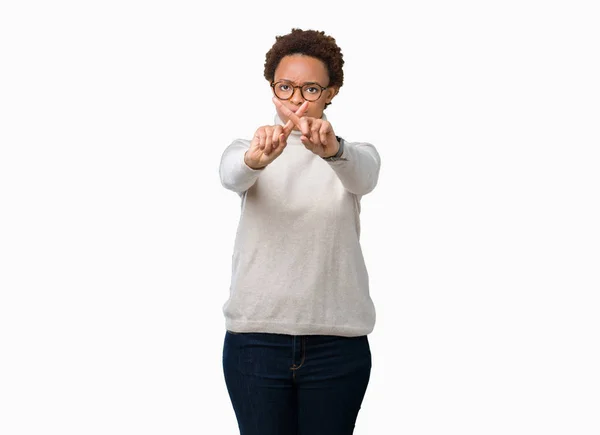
[325,140,381,195]
[219,139,265,194]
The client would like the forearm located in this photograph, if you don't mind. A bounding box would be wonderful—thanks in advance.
[219,139,265,193]
[325,140,381,195]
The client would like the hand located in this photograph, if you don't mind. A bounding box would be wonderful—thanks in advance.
[244,101,310,169]
[272,97,340,158]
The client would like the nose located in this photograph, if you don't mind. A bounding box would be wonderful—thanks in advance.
[290,86,305,105]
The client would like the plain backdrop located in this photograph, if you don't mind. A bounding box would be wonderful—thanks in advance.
[1,0,599,434]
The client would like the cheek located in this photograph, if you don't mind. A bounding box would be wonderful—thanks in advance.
[308,102,326,119]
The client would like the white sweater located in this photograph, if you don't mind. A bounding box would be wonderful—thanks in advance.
[219,113,381,337]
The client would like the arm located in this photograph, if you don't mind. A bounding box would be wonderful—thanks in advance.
[219,139,265,194]
[325,139,381,196]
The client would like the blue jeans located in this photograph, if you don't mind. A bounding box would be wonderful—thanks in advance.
[222,330,372,435]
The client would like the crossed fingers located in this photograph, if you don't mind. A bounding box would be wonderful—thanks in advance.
[273,97,307,134]
[272,97,337,156]
[281,100,309,136]
[256,101,309,155]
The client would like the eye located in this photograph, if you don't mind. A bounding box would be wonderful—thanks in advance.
[278,83,291,92]
[305,86,319,94]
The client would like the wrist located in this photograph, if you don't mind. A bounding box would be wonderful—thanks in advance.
[322,136,345,161]
[244,151,266,170]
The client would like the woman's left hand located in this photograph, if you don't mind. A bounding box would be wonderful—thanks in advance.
[273,98,340,158]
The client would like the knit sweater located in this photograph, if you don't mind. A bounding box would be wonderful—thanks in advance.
[219,113,381,337]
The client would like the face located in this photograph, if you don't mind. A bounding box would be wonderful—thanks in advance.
[272,54,338,126]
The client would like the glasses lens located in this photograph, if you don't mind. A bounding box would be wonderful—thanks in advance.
[302,84,322,101]
[273,82,293,100]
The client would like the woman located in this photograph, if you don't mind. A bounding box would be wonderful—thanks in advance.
[219,28,381,435]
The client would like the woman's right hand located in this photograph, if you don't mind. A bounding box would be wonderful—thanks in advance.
[244,101,309,170]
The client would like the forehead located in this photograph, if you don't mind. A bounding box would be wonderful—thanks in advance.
[274,54,329,84]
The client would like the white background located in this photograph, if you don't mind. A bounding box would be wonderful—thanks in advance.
[1,0,599,434]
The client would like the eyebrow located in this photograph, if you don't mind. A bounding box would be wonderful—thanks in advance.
[275,79,324,87]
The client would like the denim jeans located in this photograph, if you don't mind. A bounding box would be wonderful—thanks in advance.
[222,330,372,435]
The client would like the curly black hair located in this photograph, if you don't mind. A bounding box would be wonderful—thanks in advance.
[264,28,344,108]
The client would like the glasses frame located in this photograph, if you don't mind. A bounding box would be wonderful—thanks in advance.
[270,81,328,102]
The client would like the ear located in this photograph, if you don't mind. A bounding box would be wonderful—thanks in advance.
[325,87,339,104]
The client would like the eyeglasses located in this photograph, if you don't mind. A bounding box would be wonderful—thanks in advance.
[271,81,328,102]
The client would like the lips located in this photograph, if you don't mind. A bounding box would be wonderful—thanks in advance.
[288,106,303,114]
